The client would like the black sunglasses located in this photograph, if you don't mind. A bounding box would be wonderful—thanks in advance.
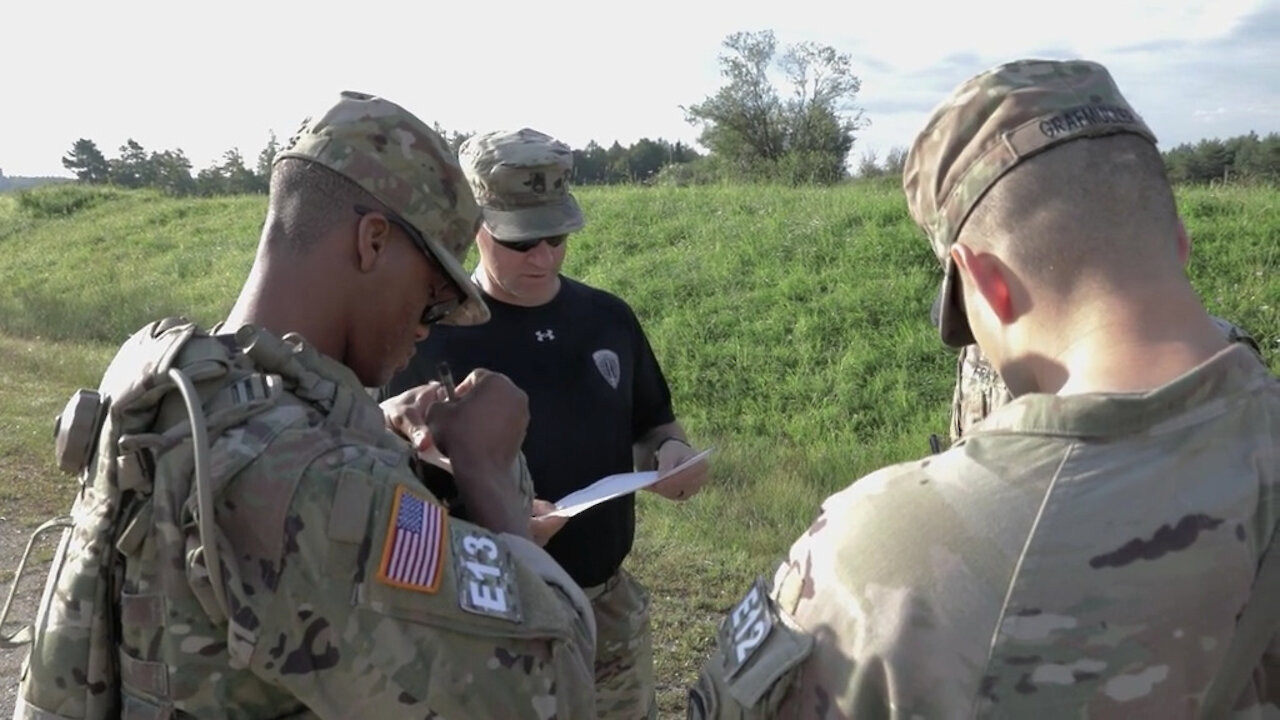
[495,234,568,253]
[419,297,461,326]
[354,205,464,325]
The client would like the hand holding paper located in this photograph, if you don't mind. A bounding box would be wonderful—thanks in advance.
[529,498,569,546]
[544,448,714,518]
[649,441,712,501]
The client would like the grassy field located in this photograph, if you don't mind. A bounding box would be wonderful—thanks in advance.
[0,180,1277,715]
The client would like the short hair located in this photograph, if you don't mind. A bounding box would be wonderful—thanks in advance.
[958,133,1181,295]
[266,157,391,254]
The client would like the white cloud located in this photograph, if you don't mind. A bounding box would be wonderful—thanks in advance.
[1193,108,1229,119]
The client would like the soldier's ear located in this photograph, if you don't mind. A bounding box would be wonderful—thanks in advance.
[951,243,1015,325]
[354,212,394,273]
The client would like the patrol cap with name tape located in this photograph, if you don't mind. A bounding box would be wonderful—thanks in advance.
[903,59,1157,347]
[458,128,585,242]
[274,90,489,326]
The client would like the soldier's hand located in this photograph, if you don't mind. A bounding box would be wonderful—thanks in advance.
[423,370,532,537]
[647,440,710,501]
[424,369,529,468]
[380,382,448,453]
[529,499,569,546]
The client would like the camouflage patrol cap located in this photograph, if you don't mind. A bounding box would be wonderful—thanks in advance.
[903,59,1157,347]
[458,128,584,242]
[274,90,489,326]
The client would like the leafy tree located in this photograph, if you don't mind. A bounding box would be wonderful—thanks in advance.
[882,146,908,177]
[778,40,865,182]
[573,141,611,184]
[194,148,256,196]
[431,122,473,155]
[195,166,227,197]
[150,149,195,196]
[684,30,786,169]
[855,149,881,179]
[255,131,280,189]
[671,141,700,164]
[62,138,111,184]
[604,141,629,182]
[221,148,258,194]
[108,139,157,188]
[624,138,668,181]
[682,29,868,184]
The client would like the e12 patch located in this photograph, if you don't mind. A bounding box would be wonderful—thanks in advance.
[717,576,777,678]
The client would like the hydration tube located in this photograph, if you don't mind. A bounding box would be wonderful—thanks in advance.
[167,367,230,621]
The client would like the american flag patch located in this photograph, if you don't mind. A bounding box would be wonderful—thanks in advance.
[376,485,447,593]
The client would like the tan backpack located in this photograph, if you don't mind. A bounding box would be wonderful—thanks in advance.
[2,317,276,720]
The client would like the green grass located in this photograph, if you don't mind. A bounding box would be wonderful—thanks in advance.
[1,181,1277,715]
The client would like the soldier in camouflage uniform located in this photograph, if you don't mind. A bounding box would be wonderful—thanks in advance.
[687,59,1280,718]
[15,91,599,719]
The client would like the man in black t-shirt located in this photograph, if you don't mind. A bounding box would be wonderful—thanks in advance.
[383,127,710,719]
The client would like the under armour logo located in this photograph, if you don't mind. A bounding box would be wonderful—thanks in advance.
[535,329,555,342]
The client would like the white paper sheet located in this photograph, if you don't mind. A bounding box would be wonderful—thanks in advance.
[544,447,714,518]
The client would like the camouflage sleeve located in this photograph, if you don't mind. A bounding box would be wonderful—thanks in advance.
[686,470,915,719]
[690,457,1012,719]
[221,446,596,718]
[686,574,815,719]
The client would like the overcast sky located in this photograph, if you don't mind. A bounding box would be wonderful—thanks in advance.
[3,0,1277,178]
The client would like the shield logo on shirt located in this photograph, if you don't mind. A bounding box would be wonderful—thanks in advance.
[593,349,620,390]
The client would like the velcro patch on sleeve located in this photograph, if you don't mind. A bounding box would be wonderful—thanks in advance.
[717,576,815,709]
[376,484,448,594]
[718,577,776,678]
[450,525,523,623]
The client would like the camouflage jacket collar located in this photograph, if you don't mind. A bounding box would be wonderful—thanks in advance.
[970,343,1273,440]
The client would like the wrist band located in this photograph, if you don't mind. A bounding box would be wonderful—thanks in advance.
[654,436,688,461]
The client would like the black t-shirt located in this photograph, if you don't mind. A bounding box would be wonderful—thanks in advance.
[384,275,676,587]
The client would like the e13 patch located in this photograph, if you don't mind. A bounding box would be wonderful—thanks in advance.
[450,525,523,623]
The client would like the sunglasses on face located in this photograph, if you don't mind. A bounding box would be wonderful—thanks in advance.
[354,205,464,326]
[494,234,568,253]
[419,296,461,326]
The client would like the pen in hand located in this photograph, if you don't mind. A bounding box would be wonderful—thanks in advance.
[437,361,457,402]
[410,361,456,471]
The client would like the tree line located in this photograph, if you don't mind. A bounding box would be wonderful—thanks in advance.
[60,136,280,197]
[58,130,707,197]
[60,126,1280,198]
[1161,132,1280,185]
[51,29,1280,195]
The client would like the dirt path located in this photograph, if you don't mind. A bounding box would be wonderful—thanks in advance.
[0,518,59,719]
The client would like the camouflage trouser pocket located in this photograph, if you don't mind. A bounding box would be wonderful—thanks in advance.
[588,567,656,719]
